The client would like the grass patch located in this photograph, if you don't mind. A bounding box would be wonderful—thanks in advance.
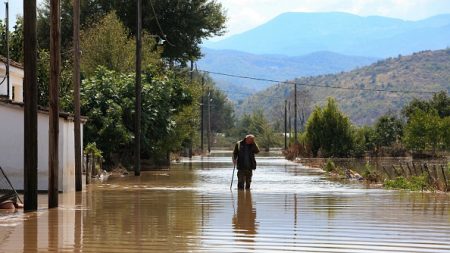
[384,175,428,191]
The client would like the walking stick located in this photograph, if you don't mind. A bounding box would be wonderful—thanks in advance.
[230,163,236,190]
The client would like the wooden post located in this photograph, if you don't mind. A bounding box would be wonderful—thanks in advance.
[207,88,211,153]
[49,0,61,209]
[412,162,417,176]
[85,153,90,185]
[294,83,298,144]
[382,166,391,179]
[134,0,142,176]
[188,60,193,158]
[284,100,287,150]
[406,163,412,177]
[5,2,10,99]
[441,165,448,191]
[200,76,204,153]
[23,0,38,212]
[73,0,82,191]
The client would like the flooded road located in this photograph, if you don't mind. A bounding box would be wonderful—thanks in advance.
[1,152,450,252]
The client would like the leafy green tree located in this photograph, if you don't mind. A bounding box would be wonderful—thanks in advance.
[37,0,226,64]
[0,18,24,62]
[373,115,403,148]
[81,66,192,165]
[402,91,450,120]
[201,79,235,134]
[80,12,160,77]
[403,110,441,154]
[441,117,450,150]
[305,98,354,157]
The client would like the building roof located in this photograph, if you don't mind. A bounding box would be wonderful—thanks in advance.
[0,55,23,70]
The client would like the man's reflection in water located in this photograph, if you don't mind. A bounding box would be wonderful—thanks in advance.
[232,190,258,244]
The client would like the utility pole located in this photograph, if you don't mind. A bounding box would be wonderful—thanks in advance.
[5,1,9,99]
[200,76,204,153]
[207,89,211,153]
[73,0,82,191]
[188,60,193,158]
[284,100,287,150]
[23,0,38,212]
[135,0,142,176]
[294,83,298,144]
[49,0,61,208]
[288,101,291,135]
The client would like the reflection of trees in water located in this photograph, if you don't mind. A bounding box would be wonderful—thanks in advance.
[232,190,258,243]
[83,187,212,252]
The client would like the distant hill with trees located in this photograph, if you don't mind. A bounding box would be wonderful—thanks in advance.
[236,49,450,126]
[197,48,377,98]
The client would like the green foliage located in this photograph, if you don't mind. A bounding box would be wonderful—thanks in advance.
[35,49,74,112]
[37,0,226,64]
[362,162,382,182]
[81,66,192,165]
[112,0,227,63]
[402,91,450,120]
[84,143,103,159]
[373,115,403,148]
[80,12,160,78]
[201,80,235,134]
[403,110,442,153]
[324,159,336,172]
[384,175,428,191]
[0,18,24,62]
[232,110,279,150]
[305,98,354,157]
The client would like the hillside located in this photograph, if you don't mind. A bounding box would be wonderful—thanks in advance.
[236,49,450,125]
[204,12,450,58]
[198,48,377,96]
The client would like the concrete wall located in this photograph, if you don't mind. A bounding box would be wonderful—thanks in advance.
[0,103,83,192]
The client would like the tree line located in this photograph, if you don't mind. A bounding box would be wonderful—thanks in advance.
[291,91,450,158]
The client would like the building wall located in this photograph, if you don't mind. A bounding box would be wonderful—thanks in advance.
[0,65,24,102]
[0,103,82,192]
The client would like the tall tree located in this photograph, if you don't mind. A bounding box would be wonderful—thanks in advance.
[37,0,226,64]
[305,98,354,157]
[80,12,160,77]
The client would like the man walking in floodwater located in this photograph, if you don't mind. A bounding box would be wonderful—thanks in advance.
[233,134,260,190]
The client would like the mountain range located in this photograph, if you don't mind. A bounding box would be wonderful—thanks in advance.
[235,49,450,125]
[197,48,377,100]
[204,12,450,58]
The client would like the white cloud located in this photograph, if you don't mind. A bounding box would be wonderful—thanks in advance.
[216,0,450,38]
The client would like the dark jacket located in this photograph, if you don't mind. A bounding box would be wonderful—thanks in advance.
[233,138,260,170]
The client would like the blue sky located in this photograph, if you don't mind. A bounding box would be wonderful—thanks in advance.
[2,0,450,36]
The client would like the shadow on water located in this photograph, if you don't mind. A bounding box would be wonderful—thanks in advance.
[0,151,450,252]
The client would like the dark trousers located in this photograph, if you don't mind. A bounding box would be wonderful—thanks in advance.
[237,169,253,189]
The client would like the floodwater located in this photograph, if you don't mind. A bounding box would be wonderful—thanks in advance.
[1,151,450,252]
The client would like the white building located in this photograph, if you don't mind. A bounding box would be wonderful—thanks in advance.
[0,57,84,192]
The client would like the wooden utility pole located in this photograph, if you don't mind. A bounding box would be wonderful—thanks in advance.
[294,83,298,144]
[23,0,38,212]
[135,0,142,176]
[284,100,287,150]
[188,61,193,158]
[207,89,211,153]
[5,1,9,99]
[49,0,61,208]
[200,76,204,153]
[73,0,82,191]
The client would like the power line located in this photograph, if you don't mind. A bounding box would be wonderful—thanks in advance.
[149,0,175,47]
[200,70,439,95]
